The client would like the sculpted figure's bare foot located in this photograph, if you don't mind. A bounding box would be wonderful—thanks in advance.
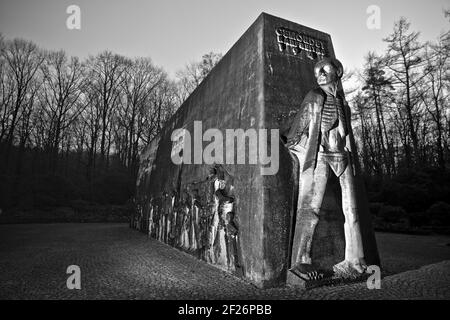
[289,263,330,281]
[333,259,367,278]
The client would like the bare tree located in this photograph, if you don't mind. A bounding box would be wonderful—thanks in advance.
[0,38,44,160]
[413,36,450,170]
[38,50,86,171]
[86,51,127,167]
[383,18,426,165]
[361,52,395,176]
[175,51,222,105]
[115,57,166,173]
[0,42,16,143]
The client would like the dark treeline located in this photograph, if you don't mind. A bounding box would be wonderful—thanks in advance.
[346,15,450,232]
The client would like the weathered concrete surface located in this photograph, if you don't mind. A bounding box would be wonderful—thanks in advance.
[135,12,379,288]
[0,224,449,300]
[137,13,266,286]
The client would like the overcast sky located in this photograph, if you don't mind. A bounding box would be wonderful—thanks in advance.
[0,0,448,78]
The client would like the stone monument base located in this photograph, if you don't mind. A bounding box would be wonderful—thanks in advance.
[286,269,371,290]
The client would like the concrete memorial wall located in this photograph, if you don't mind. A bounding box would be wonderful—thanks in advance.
[133,12,379,288]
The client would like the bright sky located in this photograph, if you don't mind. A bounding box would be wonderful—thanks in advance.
[0,0,448,78]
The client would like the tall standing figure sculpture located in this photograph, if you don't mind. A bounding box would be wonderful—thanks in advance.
[286,57,367,281]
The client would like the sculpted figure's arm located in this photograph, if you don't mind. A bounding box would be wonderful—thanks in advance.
[343,97,353,154]
[284,92,315,149]
[284,108,303,148]
[342,96,359,176]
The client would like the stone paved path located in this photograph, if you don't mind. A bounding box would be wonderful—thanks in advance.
[0,223,449,300]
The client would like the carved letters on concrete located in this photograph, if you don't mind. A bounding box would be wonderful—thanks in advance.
[275,27,327,59]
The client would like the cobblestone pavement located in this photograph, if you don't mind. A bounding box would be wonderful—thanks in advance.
[1,223,449,300]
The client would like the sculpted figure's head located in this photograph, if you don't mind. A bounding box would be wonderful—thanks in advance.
[314,58,343,86]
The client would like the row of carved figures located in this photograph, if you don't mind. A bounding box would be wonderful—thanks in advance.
[132,165,242,275]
